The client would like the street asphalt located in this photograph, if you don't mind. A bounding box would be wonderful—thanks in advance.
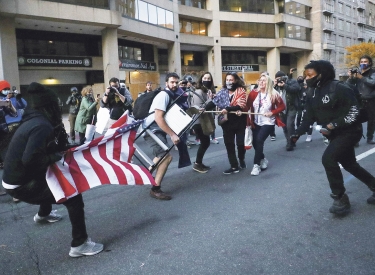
[1,120,375,275]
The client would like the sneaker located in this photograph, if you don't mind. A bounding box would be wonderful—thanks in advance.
[193,163,210,173]
[211,138,219,144]
[69,238,104,258]
[329,193,350,215]
[239,159,246,169]
[367,192,375,204]
[305,135,312,142]
[251,164,261,176]
[270,135,276,141]
[34,210,62,223]
[223,167,240,174]
[260,158,268,170]
[195,139,201,145]
[13,197,20,203]
[150,189,172,200]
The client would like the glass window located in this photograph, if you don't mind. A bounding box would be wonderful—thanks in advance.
[157,7,166,27]
[220,21,275,38]
[68,42,85,56]
[280,24,310,41]
[138,1,148,22]
[165,10,174,29]
[148,4,158,25]
[219,0,274,14]
[199,22,206,35]
[191,21,200,35]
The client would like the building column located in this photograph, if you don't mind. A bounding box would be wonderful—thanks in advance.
[101,27,119,85]
[167,41,181,78]
[208,44,223,87]
[0,17,20,89]
[267,48,281,79]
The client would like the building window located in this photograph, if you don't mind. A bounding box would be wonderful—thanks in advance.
[219,0,274,14]
[181,51,204,66]
[178,0,206,9]
[119,0,173,29]
[280,0,310,19]
[222,50,266,65]
[118,46,142,60]
[338,19,343,30]
[346,21,351,32]
[220,21,275,38]
[41,0,109,9]
[338,2,343,13]
[279,24,310,41]
[346,5,351,16]
[180,18,207,36]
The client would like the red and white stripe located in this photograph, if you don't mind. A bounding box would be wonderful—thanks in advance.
[46,112,155,203]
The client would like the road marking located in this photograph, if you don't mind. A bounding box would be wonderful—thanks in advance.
[340,147,375,169]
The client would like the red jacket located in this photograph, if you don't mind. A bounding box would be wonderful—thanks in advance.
[246,89,286,128]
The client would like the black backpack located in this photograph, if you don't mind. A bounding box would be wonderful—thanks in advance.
[329,80,368,123]
[133,87,175,120]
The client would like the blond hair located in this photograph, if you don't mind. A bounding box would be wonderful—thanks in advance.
[81,86,92,97]
[259,75,280,102]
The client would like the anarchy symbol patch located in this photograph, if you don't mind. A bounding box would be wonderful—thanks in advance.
[322,95,330,104]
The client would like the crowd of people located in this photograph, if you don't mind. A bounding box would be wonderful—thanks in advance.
[2,57,375,257]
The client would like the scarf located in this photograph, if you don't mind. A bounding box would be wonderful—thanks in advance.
[213,87,247,110]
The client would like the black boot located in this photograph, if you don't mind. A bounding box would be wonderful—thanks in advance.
[329,193,350,214]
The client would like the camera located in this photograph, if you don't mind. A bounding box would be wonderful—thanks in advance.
[350,68,359,74]
[276,76,288,84]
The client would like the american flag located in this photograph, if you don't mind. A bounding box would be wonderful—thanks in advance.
[46,112,156,203]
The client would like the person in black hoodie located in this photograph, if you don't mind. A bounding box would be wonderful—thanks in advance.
[292,60,375,215]
[1,82,103,257]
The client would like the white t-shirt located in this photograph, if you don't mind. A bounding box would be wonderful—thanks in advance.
[253,92,275,126]
[143,91,170,131]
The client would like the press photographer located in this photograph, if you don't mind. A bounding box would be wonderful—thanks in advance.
[274,70,301,151]
[100,77,133,128]
[346,55,375,144]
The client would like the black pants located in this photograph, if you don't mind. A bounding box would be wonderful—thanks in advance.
[252,124,275,165]
[192,124,210,164]
[7,179,88,247]
[222,125,246,168]
[322,130,375,196]
[362,98,375,140]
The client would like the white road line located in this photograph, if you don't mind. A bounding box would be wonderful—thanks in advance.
[340,147,375,168]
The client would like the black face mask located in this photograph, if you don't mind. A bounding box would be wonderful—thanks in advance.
[228,83,237,91]
[305,75,320,88]
[202,80,212,88]
[180,86,187,91]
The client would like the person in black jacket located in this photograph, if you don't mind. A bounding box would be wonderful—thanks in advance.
[2,82,103,257]
[274,70,301,151]
[346,55,375,144]
[293,60,375,215]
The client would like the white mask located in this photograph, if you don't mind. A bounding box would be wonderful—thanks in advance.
[1,89,10,96]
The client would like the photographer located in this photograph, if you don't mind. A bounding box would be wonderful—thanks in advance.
[66,87,82,143]
[346,55,375,144]
[274,71,301,151]
[100,77,132,128]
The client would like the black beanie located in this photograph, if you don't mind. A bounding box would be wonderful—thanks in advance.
[27,82,59,108]
[275,71,286,78]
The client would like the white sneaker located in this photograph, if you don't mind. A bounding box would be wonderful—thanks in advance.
[211,138,219,144]
[69,238,104,258]
[34,210,62,223]
[306,135,312,142]
[251,164,261,176]
[260,158,268,170]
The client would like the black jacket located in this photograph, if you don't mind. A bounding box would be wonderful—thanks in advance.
[346,68,375,99]
[3,110,62,185]
[296,81,361,138]
[66,94,82,115]
[275,78,301,110]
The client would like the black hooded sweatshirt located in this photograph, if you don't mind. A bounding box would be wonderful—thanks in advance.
[3,109,61,186]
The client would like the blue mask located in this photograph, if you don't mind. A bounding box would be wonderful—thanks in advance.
[360,64,369,71]
[1,90,9,96]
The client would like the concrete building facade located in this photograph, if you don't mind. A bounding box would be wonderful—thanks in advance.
[0,0,373,108]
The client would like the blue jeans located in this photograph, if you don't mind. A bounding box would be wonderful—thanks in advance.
[252,124,275,165]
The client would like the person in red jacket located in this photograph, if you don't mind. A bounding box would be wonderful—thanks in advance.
[246,75,286,176]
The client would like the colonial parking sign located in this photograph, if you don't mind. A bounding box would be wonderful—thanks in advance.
[18,55,92,67]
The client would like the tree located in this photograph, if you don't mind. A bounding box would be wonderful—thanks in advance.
[345,42,375,68]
